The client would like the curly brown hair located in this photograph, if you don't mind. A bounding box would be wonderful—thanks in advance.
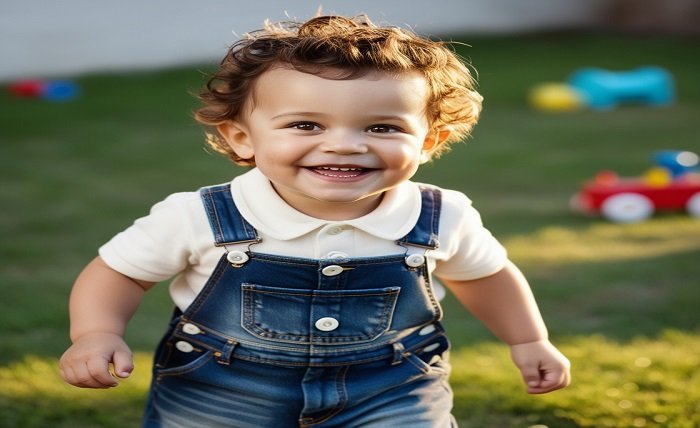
[194,15,482,166]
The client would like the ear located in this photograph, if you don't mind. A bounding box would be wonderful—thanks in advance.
[422,129,451,153]
[217,120,255,160]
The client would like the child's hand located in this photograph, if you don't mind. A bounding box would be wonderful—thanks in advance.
[59,332,134,388]
[509,339,571,394]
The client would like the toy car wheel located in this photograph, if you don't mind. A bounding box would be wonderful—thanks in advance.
[686,192,700,217]
[600,193,654,223]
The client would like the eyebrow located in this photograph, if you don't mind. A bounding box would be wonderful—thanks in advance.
[366,115,411,122]
[270,112,330,120]
[271,112,411,123]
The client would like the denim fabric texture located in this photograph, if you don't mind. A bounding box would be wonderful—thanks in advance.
[143,184,456,427]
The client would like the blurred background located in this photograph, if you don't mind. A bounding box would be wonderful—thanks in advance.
[2,1,699,427]
[2,0,699,81]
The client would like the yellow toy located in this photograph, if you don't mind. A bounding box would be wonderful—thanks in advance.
[528,82,585,111]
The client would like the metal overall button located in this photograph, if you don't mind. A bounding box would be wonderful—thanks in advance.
[419,324,436,336]
[315,317,339,331]
[227,250,249,265]
[422,343,441,353]
[175,341,194,353]
[182,322,202,335]
[405,253,425,267]
[321,265,344,276]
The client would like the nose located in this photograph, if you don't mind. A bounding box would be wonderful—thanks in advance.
[319,130,368,154]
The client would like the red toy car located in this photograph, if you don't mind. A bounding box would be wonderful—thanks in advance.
[571,151,700,223]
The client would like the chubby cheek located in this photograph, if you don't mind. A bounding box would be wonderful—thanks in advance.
[255,154,285,176]
[256,138,308,164]
[383,144,422,171]
[253,151,304,181]
[254,145,294,165]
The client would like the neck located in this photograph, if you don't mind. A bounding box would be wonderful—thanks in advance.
[271,186,384,220]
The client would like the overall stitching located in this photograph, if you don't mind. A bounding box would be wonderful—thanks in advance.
[143,183,451,427]
[299,365,350,427]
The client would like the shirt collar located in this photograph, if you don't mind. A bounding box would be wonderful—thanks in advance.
[230,168,422,241]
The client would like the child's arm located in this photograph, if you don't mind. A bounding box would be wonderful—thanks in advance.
[440,260,571,394]
[59,256,155,388]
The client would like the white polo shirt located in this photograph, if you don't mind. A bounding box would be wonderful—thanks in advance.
[99,168,507,311]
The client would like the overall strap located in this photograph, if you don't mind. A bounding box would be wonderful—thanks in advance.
[200,184,260,246]
[396,186,442,250]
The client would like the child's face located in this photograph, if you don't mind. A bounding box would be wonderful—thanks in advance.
[219,67,437,220]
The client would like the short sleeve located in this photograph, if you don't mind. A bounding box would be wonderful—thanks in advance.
[98,192,201,282]
[432,189,508,281]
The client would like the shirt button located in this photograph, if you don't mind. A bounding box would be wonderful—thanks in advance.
[326,226,344,235]
[227,250,249,265]
[175,341,194,353]
[405,254,426,267]
[326,251,349,260]
[315,317,339,331]
[182,323,202,335]
[321,265,344,276]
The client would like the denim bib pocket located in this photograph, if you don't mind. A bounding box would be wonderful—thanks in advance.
[242,284,400,345]
[154,344,214,381]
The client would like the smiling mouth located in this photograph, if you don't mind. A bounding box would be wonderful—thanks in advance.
[308,166,373,178]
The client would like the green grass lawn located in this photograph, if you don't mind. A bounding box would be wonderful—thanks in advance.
[2,33,699,427]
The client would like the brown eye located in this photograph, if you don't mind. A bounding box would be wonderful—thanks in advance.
[290,122,321,131]
[367,124,400,133]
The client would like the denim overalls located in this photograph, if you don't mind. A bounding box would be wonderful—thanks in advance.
[143,184,456,428]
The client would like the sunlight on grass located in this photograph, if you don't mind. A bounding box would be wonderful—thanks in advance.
[0,353,152,428]
[1,32,698,428]
[2,334,698,427]
[450,330,700,428]
[504,217,700,265]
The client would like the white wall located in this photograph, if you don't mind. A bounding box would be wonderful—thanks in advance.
[0,0,608,82]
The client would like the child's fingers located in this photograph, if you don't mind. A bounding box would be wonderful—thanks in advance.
[59,364,78,386]
[59,335,132,388]
[510,340,571,394]
[60,354,108,388]
[112,349,134,379]
[527,367,570,394]
[550,365,572,390]
[61,359,116,388]
[519,363,544,389]
[86,357,120,387]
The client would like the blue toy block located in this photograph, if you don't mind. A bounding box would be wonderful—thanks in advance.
[653,150,699,178]
[568,67,674,110]
[42,80,80,101]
